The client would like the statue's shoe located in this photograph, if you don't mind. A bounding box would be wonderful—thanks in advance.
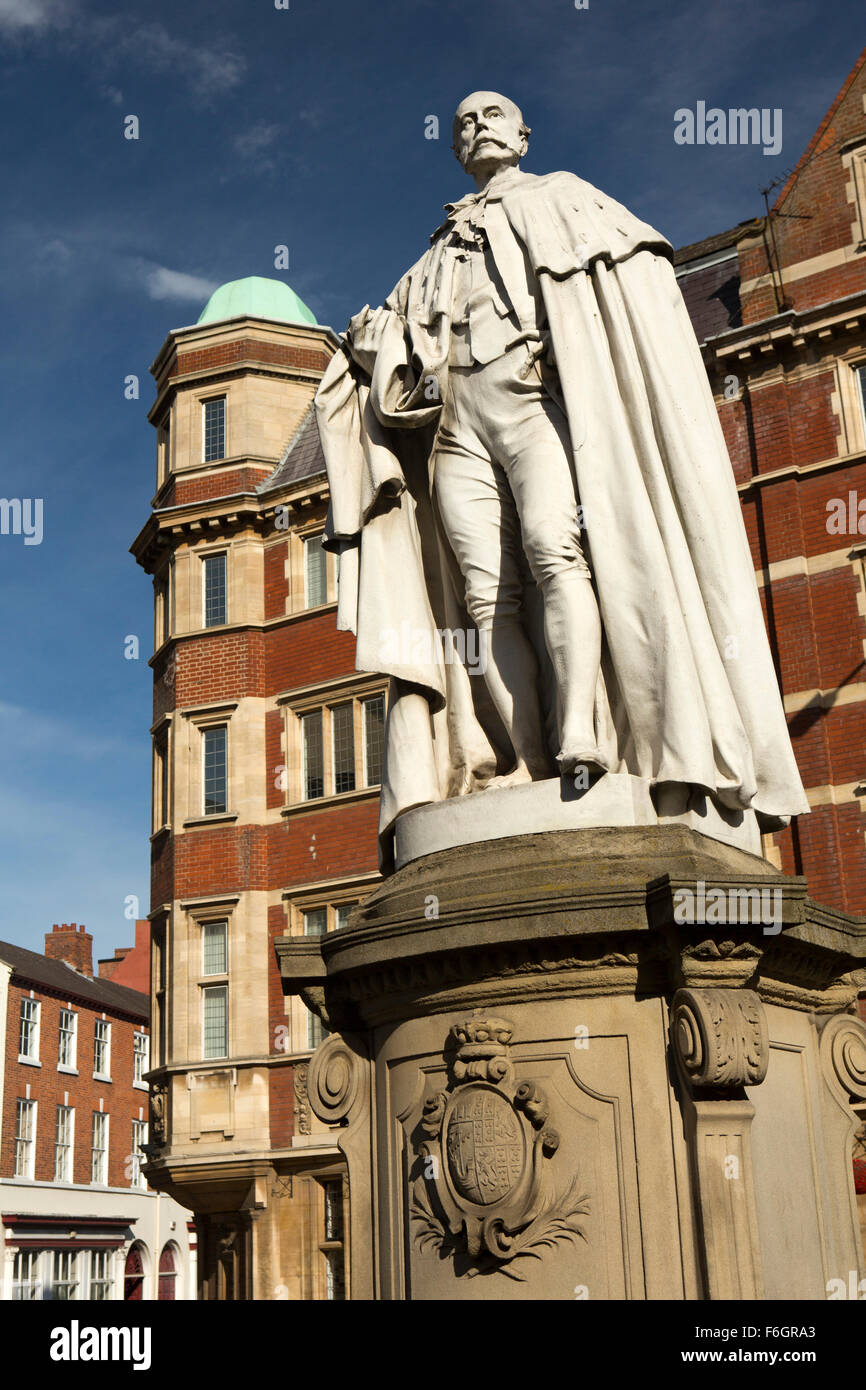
[556,748,610,778]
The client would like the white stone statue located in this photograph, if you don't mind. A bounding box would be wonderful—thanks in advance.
[315,91,809,867]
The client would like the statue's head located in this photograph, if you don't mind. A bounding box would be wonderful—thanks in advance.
[452,91,530,178]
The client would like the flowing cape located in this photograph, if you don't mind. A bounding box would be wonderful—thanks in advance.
[314,171,809,868]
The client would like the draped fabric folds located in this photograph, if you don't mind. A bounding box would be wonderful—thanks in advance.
[314,170,808,869]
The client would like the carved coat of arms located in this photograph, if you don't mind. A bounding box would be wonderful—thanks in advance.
[410,1015,589,1280]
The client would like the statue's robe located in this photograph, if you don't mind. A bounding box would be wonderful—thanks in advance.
[314,170,809,868]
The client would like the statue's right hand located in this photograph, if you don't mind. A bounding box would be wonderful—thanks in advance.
[346,304,394,374]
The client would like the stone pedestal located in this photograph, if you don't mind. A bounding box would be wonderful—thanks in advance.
[277,826,866,1300]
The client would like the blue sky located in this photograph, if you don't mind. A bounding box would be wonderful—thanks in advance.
[0,0,862,963]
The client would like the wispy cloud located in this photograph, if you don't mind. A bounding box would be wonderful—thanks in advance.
[0,2,245,99]
[90,17,246,99]
[232,122,279,162]
[0,0,68,33]
[144,265,219,303]
[230,120,283,174]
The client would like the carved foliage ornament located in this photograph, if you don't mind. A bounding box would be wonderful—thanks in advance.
[294,1063,311,1135]
[411,1015,589,1280]
[670,988,769,1090]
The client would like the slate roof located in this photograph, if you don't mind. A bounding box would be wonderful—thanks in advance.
[258,405,326,496]
[0,939,149,1019]
[673,220,758,267]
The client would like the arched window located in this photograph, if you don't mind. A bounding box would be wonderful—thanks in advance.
[123,1243,145,1301]
[158,1243,177,1301]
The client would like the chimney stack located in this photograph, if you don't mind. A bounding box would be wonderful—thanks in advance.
[45,922,93,978]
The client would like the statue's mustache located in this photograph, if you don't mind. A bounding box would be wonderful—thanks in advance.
[471,134,508,152]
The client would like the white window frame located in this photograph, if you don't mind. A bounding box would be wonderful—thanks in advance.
[89,1249,112,1301]
[130,1119,148,1190]
[14,1098,37,1179]
[18,996,40,1064]
[52,1249,78,1301]
[54,1104,75,1183]
[93,1018,112,1080]
[12,1249,41,1300]
[133,1031,149,1087]
[58,1007,78,1072]
[91,1111,109,1186]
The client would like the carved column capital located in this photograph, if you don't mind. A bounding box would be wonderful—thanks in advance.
[671,987,769,1091]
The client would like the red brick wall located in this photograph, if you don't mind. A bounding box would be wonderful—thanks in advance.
[265,612,357,696]
[739,51,866,323]
[162,467,272,508]
[173,339,330,379]
[264,540,289,620]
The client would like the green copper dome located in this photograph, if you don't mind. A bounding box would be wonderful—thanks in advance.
[197,276,318,327]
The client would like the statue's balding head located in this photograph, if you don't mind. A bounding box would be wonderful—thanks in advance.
[452,91,530,178]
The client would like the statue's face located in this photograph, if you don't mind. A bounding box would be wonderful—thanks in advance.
[453,91,527,175]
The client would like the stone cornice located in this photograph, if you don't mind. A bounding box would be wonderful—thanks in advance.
[274,828,866,1029]
[702,288,866,365]
[131,480,330,572]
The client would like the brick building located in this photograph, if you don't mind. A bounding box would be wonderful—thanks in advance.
[133,49,866,1299]
[0,923,195,1300]
[675,45,866,917]
[131,278,372,1300]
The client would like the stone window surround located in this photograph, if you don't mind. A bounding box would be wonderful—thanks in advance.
[200,391,227,464]
[179,701,239,829]
[834,349,866,456]
[843,137,866,251]
[289,518,338,614]
[201,548,228,630]
[155,411,171,491]
[153,558,172,652]
[281,876,379,1056]
[183,895,240,1065]
[277,675,387,811]
[151,717,171,836]
[150,912,169,1071]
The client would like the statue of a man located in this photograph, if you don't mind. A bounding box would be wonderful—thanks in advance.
[315,91,808,866]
